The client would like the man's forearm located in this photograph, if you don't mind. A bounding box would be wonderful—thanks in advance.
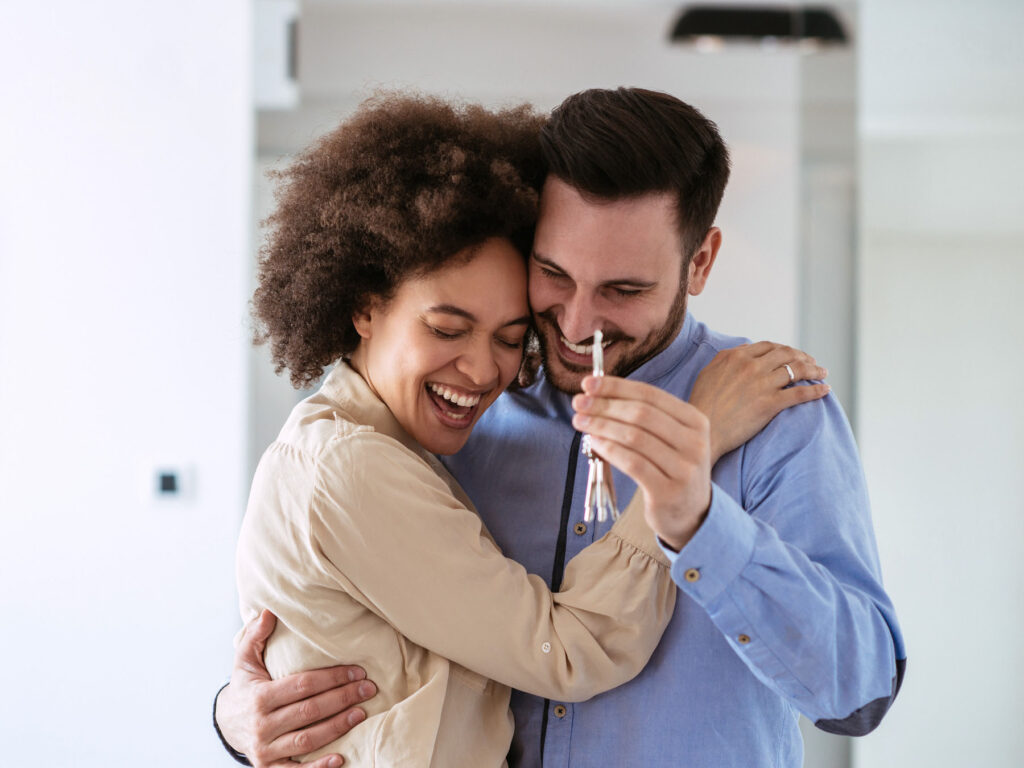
[663,396,906,734]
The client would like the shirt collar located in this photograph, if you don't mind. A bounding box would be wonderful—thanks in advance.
[318,361,427,459]
[623,311,700,385]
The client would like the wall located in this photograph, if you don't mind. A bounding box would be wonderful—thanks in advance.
[855,1,1024,766]
[0,3,252,764]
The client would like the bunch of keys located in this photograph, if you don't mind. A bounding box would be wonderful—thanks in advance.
[581,329,620,523]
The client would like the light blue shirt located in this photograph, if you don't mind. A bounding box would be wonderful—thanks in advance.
[444,312,906,768]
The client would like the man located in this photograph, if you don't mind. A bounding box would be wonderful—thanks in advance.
[215,87,905,767]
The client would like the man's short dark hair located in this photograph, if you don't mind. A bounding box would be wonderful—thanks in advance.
[539,87,731,261]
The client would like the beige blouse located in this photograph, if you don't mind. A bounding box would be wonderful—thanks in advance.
[236,362,675,766]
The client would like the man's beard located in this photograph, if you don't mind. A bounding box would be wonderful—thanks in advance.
[535,283,688,394]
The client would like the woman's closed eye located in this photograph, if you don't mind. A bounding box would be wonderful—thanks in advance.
[495,334,526,350]
[428,325,465,340]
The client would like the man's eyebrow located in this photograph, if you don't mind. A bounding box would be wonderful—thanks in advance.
[425,305,531,328]
[532,251,657,289]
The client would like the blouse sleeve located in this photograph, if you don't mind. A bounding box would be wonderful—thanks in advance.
[308,430,676,702]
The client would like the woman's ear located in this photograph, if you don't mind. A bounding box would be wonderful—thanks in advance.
[352,299,375,340]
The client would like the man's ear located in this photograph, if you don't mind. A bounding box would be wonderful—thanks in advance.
[686,227,722,297]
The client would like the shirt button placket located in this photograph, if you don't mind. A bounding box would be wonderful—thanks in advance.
[542,700,572,767]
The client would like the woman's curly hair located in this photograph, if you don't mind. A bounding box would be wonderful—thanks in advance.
[253,93,547,388]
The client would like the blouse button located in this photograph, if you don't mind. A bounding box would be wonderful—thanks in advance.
[574,522,587,535]
[684,568,701,583]
[737,634,751,645]
[553,705,567,718]
[541,642,551,654]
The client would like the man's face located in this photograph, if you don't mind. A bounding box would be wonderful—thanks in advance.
[529,176,697,394]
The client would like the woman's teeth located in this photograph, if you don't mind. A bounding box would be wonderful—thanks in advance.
[428,383,481,408]
[561,336,612,355]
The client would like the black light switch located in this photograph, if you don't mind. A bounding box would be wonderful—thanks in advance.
[158,472,179,494]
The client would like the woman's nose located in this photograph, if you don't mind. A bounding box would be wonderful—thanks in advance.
[456,342,500,387]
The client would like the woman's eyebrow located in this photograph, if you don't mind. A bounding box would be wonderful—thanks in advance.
[426,305,530,328]
[425,304,476,321]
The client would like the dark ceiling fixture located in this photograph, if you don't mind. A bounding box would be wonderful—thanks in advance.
[670,6,848,46]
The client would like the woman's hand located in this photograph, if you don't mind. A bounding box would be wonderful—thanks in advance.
[215,610,378,768]
[689,342,830,464]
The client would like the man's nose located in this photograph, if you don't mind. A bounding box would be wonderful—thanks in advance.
[558,295,600,344]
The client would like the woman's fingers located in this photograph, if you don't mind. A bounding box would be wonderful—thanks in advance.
[778,382,832,408]
[754,344,828,382]
[772,359,829,388]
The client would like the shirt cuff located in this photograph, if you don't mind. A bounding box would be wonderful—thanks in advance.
[609,488,672,566]
[213,681,253,766]
[658,483,757,604]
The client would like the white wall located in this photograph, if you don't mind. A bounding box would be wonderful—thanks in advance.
[855,1,1024,766]
[0,3,252,764]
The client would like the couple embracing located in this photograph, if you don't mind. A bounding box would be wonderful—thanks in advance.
[214,87,905,767]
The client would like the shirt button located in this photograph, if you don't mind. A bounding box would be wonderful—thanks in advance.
[737,634,751,645]
[553,705,567,718]
[684,568,701,582]
[541,642,551,654]
[574,522,587,535]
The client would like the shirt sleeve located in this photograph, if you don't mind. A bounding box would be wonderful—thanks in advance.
[660,392,906,736]
[308,430,676,703]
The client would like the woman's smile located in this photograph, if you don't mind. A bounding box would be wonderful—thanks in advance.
[426,382,486,426]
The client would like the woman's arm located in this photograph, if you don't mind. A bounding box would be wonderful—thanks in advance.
[688,342,829,464]
[299,430,675,702]
[220,433,673,766]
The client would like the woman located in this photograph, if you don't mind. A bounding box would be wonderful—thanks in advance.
[235,93,826,766]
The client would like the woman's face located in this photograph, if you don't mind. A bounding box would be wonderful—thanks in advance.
[352,237,530,455]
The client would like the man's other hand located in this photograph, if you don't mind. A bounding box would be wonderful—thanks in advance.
[215,610,378,768]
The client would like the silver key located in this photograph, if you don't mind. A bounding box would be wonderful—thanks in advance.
[581,329,620,523]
